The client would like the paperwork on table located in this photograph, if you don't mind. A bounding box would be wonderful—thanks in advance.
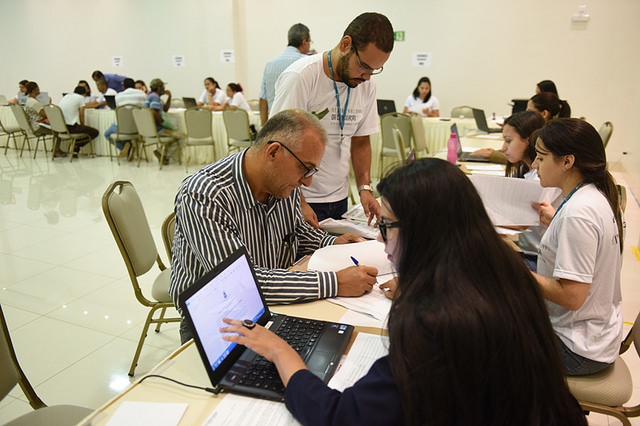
[319,218,379,240]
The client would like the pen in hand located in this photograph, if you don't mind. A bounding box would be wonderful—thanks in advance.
[350,256,359,266]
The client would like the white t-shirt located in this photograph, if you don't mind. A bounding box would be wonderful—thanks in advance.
[538,183,623,363]
[226,91,251,112]
[116,88,146,107]
[58,93,85,125]
[97,88,118,108]
[199,87,227,106]
[404,94,440,116]
[272,53,379,203]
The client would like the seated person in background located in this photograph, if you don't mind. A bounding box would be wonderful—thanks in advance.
[223,82,251,112]
[531,118,623,376]
[8,79,29,106]
[23,81,55,151]
[94,79,117,109]
[528,92,571,120]
[402,76,439,117]
[78,80,98,106]
[221,157,587,425]
[197,77,227,111]
[146,78,180,165]
[91,70,128,93]
[104,78,146,157]
[134,79,148,94]
[170,109,377,344]
[57,86,99,155]
[536,79,558,95]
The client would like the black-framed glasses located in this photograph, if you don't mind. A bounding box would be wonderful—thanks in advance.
[378,218,400,242]
[267,141,319,178]
[352,44,384,76]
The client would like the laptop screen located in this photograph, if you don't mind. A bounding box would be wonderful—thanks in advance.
[181,249,268,380]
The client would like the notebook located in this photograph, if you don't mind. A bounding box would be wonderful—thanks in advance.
[376,99,396,116]
[178,247,354,401]
[104,95,117,109]
[182,97,198,109]
[472,108,502,133]
[452,123,491,163]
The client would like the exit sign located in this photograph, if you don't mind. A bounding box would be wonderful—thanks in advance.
[394,31,405,41]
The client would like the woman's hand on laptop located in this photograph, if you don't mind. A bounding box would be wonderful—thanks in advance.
[470,148,494,158]
[220,318,307,386]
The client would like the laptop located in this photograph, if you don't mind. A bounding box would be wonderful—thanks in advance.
[376,99,396,116]
[104,95,117,109]
[472,108,502,133]
[452,123,491,163]
[36,92,49,105]
[182,97,198,109]
[178,247,354,401]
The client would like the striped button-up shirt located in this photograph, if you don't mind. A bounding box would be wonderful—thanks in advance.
[169,151,338,310]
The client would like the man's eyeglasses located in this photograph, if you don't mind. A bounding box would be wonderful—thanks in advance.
[378,218,400,242]
[352,44,384,76]
[267,141,319,178]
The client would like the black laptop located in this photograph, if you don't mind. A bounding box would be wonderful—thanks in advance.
[376,99,396,116]
[472,108,502,133]
[182,97,198,109]
[178,247,354,401]
[452,123,491,163]
[104,95,117,109]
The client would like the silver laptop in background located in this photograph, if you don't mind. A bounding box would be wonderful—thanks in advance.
[182,97,198,109]
[453,123,492,163]
[36,92,50,105]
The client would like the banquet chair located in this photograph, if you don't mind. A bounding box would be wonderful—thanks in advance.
[1,114,24,156]
[222,108,253,155]
[43,104,93,163]
[9,104,51,159]
[566,311,640,426]
[161,212,176,263]
[184,107,216,172]
[0,303,93,425]
[102,181,181,376]
[108,105,140,165]
[132,107,180,169]
[598,121,613,148]
[379,112,412,177]
[0,95,8,105]
[247,99,260,112]
[409,113,429,157]
[450,105,474,118]
[392,127,408,165]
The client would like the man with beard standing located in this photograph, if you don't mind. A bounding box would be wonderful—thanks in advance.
[271,12,394,227]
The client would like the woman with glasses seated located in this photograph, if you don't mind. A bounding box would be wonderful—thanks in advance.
[402,76,440,117]
[221,158,587,425]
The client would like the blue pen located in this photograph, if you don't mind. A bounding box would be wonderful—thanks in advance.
[350,256,359,266]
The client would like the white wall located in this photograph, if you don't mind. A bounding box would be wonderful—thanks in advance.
[1,0,638,187]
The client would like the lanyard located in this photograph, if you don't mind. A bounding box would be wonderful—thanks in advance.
[327,51,351,142]
[553,180,588,219]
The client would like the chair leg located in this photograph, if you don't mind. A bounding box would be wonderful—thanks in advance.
[19,134,30,157]
[155,306,168,332]
[69,139,76,163]
[129,307,157,377]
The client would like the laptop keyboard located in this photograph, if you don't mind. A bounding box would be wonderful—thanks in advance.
[237,316,325,392]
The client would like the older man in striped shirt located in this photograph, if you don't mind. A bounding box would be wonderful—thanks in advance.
[170,109,378,343]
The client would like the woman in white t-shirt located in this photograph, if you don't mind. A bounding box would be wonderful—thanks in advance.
[198,77,227,111]
[531,118,624,376]
[402,77,439,117]
[223,82,251,113]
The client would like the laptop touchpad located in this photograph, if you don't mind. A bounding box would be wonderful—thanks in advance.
[306,351,339,381]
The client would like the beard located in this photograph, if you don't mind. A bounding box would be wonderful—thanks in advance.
[335,51,366,88]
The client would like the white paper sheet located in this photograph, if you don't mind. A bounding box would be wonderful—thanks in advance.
[307,240,394,276]
[329,284,392,321]
[338,304,389,329]
[203,394,299,426]
[106,401,188,426]
[328,333,390,392]
[319,218,379,240]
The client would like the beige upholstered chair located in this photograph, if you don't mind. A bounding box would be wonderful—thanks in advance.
[132,107,180,169]
[1,113,25,156]
[161,212,176,263]
[102,181,181,376]
[0,95,8,105]
[0,303,93,425]
[566,311,640,425]
[379,112,412,176]
[43,104,93,162]
[9,104,51,159]
[184,107,216,172]
[598,121,613,148]
[247,98,260,112]
[409,113,429,157]
[391,126,408,165]
[222,108,253,155]
[108,105,140,165]
[450,105,474,118]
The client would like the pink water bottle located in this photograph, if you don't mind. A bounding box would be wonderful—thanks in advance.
[447,132,458,164]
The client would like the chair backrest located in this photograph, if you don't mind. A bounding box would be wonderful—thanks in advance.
[162,212,176,262]
[599,121,613,147]
[247,99,260,112]
[450,105,474,118]
[132,108,159,139]
[223,108,252,141]
[391,126,407,164]
[380,112,412,151]
[0,95,7,105]
[410,113,428,155]
[42,104,69,134]
[115,105,139,135]
[185,107,214,140]
[9,104,32,134]
[102,181,162,282]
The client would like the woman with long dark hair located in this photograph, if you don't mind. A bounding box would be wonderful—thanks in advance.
[528,92,571,119]
[532,118,623,376]
[402,76,439,117]
[221,158,586,425]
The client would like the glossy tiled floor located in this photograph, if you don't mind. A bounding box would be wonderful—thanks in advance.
[0,148,639,425]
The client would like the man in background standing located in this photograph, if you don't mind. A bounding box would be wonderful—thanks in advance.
[92,70,128,93]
